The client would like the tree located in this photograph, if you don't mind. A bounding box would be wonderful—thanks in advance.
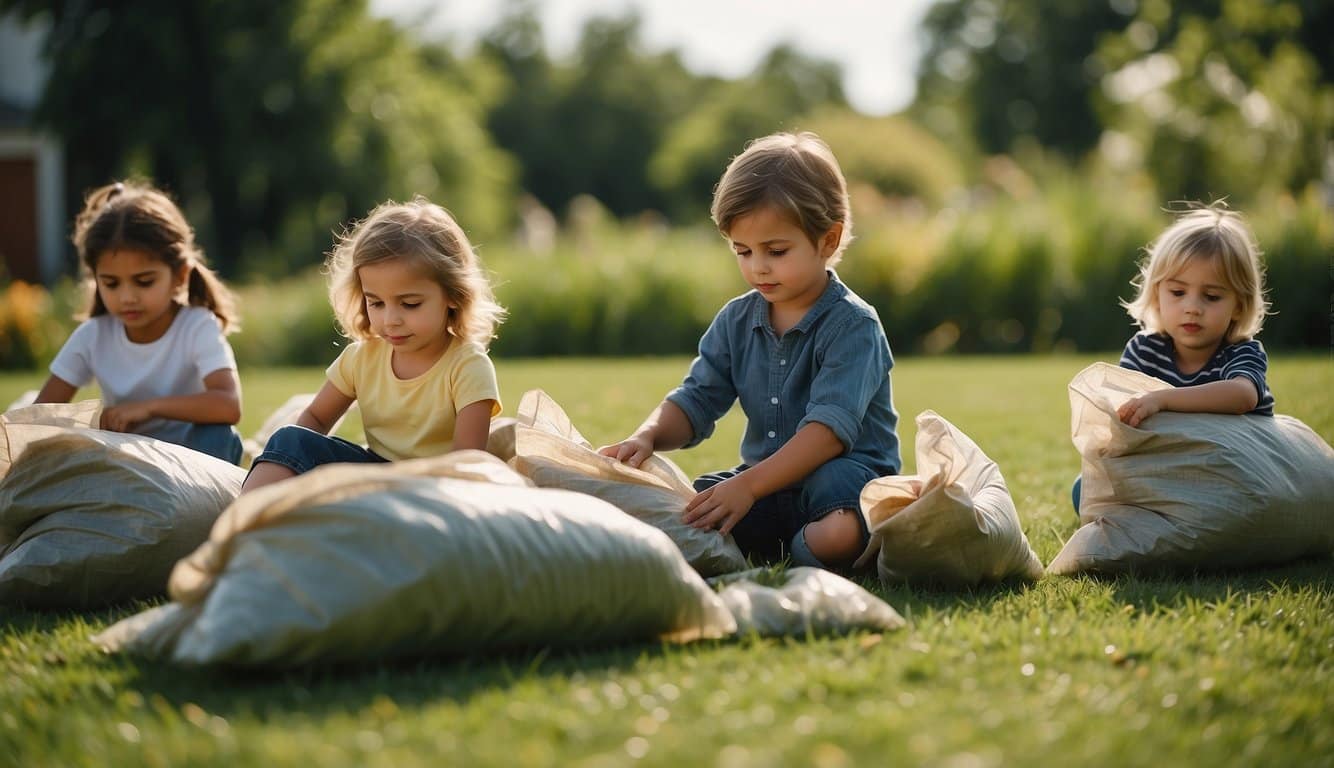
[1093,0,1333,201]
[3,0,514,276]
[913,0,1134,158]
[481,5,698,218]
[648,45,850,219]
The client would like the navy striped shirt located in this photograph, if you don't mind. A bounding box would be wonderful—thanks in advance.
[1119,332,1274,415]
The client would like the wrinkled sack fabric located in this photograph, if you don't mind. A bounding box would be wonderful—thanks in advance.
[0,402,243,608]
[854,410,1044,587]
[1048,363,1334,575]
[0,399,102,471]
[710,566,905,637]
[93,451,737,665]
[498,390,747,576]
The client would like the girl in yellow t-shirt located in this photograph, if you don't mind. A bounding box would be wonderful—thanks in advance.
[241,198,505,493]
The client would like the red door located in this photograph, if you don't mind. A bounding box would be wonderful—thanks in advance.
[0,157,40,283]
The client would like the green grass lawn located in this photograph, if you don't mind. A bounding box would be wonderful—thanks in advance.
[2,355,1332,767]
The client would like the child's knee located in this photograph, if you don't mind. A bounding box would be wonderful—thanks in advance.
[241,460,297,494]
[797,509,865,567]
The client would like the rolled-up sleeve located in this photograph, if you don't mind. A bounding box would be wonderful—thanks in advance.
[799,315,891,452]
[1221,340,1268,401]
[666,313,737,448]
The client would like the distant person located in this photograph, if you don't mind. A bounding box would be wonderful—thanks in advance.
[35,181,244,464]
[1072,202,1273,511]
[599,131,901,571]
[241,198,504,494]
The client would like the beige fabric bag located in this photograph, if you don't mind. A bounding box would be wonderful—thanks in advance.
[854,410,1044,586]
[1048,363,1334,575]
[3,389,39,414]
[92,452,737,665]
[0,400,102,473]
[0,403,244,608]
[502,390,747,576]
[711,567,905,637]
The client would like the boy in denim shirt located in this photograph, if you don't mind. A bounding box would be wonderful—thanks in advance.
[600,132,900,570]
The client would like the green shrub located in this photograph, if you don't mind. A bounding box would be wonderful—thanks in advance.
[229,267,344,366]
[0,280,81,371]
[4,175,1327,371]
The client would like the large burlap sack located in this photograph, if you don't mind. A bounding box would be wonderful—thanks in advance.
[502,390,747,576]
[1048,363,1334,576]
[854,410,1044,586]
[92,451,737,665]
[0,404,244,608]
[711,567,905,637]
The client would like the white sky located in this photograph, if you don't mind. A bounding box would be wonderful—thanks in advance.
[370,0,939,115]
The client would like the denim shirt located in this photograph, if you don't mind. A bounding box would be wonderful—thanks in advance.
[666,271,901,477]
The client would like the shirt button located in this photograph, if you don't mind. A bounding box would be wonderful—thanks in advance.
[767,431,776,438]
[780,359,787,365]
[770,397,778,405]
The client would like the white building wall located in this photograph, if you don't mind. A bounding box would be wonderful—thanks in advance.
[0,12,49,106]
[0,12,65,284]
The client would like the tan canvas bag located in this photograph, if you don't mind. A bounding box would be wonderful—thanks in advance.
[854,410,1044,586]
[501,390,747,576]
[93,452,737,665]
[1048,363,1334,575]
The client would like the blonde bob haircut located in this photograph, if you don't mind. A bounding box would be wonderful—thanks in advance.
[327,198,505,347]
[711,131,853,267]
[1122,202,1269,344]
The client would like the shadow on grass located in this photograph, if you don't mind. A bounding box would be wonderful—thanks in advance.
[855,554,1334,620]
[876,578,1035,612]
[103,633,697,720]
[0,598,713,719]
[1093,555,1334,610]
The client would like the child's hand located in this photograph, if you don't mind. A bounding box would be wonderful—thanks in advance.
[682,476,755,536]
[101,402,153,432]
[1118,391,1165,427]
[597,435,655,468]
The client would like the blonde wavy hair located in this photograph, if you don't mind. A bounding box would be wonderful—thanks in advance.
[1122,202,1269,344]
[711,131,853,267]
[326,198,505,346]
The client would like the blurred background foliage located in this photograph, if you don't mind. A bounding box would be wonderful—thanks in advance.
[0,0,1329,369]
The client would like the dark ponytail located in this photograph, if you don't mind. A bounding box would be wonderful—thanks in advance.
[186,261,239,332]
[72,180,239,332]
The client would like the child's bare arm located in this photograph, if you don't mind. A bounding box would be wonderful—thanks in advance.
[100,368,242,432]
[296,380,356,435]
[33,375,78,404]
[682,422,844,535]
[1118,378,1260,427]
[452,399,495,451]
[597,399,695,468]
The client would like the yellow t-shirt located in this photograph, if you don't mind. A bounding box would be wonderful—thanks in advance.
[326,338,501,461]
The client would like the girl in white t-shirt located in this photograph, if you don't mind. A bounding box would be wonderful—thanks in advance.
[35,181,244,464]
[241,197,504,494]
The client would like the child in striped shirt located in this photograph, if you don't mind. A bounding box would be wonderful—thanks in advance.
[1072,203,1272,513]
[1116,203,1274,425]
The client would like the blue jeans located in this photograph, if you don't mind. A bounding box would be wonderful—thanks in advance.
[184,423,244,466]
[693,456,876,568]
[250,425,387,478]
